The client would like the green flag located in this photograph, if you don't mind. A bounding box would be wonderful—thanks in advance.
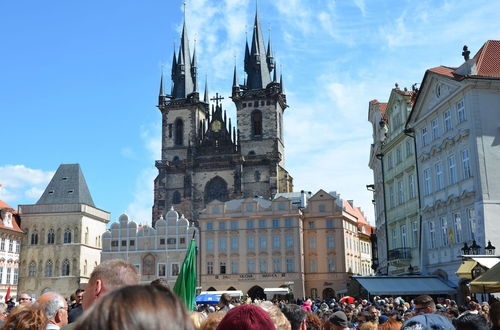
[173,238,197,311]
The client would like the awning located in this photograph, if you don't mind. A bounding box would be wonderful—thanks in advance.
[264,288,289,295]
[470,262,500,293]
[353,276,456,296]
[456,260,478,279]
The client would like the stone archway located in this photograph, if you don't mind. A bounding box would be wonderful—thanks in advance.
[227,287,237,291]
[247,285,265,300]
[322,288,335,299]
[207,287,217,291]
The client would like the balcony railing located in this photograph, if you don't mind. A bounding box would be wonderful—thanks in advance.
[388,247,412,261]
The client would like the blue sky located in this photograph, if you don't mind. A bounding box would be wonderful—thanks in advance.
[1,0,499,225]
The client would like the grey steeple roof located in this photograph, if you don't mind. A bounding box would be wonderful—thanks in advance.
[171,21,197,99]
[244,8,272,90]
[203,77,209,103]
[233,65,238,87]
[37,164,95,207]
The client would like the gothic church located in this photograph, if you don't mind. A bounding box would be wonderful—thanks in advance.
[152,8,293,224]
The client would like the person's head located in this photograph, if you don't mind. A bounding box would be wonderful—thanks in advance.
[151,278,170,289]
[75,284,193,330]
[401,313,454,330]
[413,295,435,314]
[199,311,226,330]
[359,322,377,330]
[2,305,48,330]
[305,312,321,330]
[190,312,205,330]
[329,311,349,330]
[366,306,379,322]
[74,289,84,306]
[258,301,291,330]
[82,259,139,310]
[0,302,7,321]
[281,304,307,330]
[218,293,231,307]
[215,304,275,330]
[37,291,68,328]
[18,293,32,306]
[453,312,489,330]
[490,301,500,327]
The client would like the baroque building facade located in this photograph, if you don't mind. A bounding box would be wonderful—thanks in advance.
[368,88,421,275]
[18,164,109,297]
[0,201,23,300]
[152,8,293,225]
[198,190,373,300]
[101,208,198,285]
[406,40,500,286]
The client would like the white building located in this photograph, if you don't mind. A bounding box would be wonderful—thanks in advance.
[407,41,500,285]
[0,201,23,300]
[101,208,198,285]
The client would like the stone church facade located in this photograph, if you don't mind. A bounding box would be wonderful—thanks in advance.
[152,9,293,224]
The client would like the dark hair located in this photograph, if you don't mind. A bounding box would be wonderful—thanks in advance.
[1,306,49,330]
[453,312,489,330]
[446,307,459,318]
[490,302,500,327]
[413,295,435,311]
[218,293,231,306]
[281,304,307,330]
[150,278,170,289]
[74,284,193,330]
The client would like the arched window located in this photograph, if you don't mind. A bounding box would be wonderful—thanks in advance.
[251,110,262,136]
[175,119,184,145]
[204,176,229,204]
[172,156,180,163]
[172,191,181,204]
[31,231,38,245]
[64,228,72,244]
[45,260,53,277]
[62,259,70,276]
[28,261,36,277]
[47,229,55,244]
[142,254,155,276]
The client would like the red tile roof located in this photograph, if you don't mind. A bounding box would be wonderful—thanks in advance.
[474,40,500,77]
[428,66,459,78]
[0,200,24,233]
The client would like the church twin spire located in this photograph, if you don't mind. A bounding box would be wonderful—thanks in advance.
[160,4,281,104]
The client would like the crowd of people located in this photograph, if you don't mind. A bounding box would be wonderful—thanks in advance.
[0,259,499,329]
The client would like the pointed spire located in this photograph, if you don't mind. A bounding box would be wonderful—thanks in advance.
[171,46,177,78]
[273,64,277,83]
[232,65,238,88]
[280,72,284,92]
[244,4,272,90]
[203,76,209,103]
[266,30,275,72]
[191,39,198,92]
[171,16,195,99]
[158,72,166,106]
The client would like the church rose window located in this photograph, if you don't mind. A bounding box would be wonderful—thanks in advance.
[204,176,229,204]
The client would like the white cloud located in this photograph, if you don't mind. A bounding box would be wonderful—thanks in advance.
[353,0,367,17]
[0,165,54,205]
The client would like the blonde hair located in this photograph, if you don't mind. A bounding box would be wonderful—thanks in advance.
[199,312,226,330]
[88,259,139,291]
[258,302,291,330]
[190,312,205,330]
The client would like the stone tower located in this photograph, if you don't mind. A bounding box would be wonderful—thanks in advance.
[152,7,293,226]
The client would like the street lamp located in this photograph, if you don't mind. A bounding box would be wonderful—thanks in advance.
[470,240,481,255]
[485,241,496,255]
[461,242,470,255]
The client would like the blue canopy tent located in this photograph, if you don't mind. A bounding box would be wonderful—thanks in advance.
[195,293,219,305]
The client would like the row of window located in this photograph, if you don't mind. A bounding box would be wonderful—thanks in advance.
[206,218,295,231]
[206,258,296,274]
[428,209,475,249]
[391,221,419,249]
[421,100,466,147]
[386,139,414,169]
[206,218,344,231]
[0,238,20,253]
[206,235,295,251]
[0,267,18,285]
[110,237,186,247]
[423,150,471,195]
[388,173,417,208]
[308,258,336,273]
[27,259,72,277]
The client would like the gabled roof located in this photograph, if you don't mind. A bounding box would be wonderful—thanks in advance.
[474,40,500,77]
[37,164,95,207]
[369,100,388,117]
[0,200,24,233]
